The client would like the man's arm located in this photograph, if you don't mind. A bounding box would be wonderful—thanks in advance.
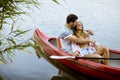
[67,35,95,44]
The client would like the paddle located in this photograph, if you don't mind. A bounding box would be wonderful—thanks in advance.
[50,55,120,60]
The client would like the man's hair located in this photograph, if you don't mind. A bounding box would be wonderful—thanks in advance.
[66,14,78,23]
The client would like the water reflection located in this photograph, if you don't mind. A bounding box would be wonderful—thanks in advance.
[0,76,3,80]
[50,70,92,80]
[51,76,73,80]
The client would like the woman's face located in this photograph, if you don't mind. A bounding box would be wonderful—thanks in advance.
[76,22,83,31]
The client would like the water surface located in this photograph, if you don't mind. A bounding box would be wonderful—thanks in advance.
[0,0,120,80]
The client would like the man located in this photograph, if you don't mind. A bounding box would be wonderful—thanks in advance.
[59,14,109,65]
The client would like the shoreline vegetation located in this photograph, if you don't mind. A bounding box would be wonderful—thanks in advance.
[0,0,61,79]
[0,0,60,64]
[0,0,40,64]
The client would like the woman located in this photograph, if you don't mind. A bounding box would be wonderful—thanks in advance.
[72,21,109,65]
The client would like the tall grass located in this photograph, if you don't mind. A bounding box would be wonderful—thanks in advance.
[0,0,63,63]
[0,0,40,63]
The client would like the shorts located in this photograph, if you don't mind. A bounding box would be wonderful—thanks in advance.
[71,42,96,56]
[80,47,96,56]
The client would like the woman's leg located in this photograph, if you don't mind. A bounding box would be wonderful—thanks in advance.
[95,46,110,65]
[71,42,81,57]
[83,54,102,63]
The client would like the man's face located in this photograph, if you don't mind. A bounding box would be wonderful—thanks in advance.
[71,19,79,28]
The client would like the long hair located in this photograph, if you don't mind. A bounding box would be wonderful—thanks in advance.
[73,21,88,38]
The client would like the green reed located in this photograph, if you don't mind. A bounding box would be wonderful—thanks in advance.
[0,0,40,63]
[0,0,64,64]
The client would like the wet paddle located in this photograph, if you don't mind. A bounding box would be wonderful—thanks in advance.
[50,55,120,60]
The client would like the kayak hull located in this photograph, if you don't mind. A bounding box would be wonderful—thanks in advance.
[34,28,120,80]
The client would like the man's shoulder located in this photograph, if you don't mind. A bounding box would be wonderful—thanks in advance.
[62,26,72,33]
[59,26,73,39]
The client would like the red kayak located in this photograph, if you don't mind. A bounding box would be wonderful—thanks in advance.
[34,28,120,80]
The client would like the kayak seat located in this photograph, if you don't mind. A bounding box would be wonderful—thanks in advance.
[57,37,62,49]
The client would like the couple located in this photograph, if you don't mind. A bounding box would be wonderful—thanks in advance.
[59,14,109,65]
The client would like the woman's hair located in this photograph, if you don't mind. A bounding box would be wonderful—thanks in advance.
[73,21,88,38]
[66,14,78,23]
[73,21,83,34]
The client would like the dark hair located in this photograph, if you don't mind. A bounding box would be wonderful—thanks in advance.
[66,14,78,23]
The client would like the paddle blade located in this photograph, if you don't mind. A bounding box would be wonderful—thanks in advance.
[50,55,120,60]
[50,55,75,59]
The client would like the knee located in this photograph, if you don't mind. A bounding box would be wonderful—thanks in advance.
[102,46,109,51]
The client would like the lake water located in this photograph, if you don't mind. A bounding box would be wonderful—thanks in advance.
[0,0,120,80]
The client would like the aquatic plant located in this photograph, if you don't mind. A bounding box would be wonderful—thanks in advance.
[0,0,40,63]
[0,0,64,63]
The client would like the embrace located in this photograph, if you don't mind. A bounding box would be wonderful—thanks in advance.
[59,14,109,65]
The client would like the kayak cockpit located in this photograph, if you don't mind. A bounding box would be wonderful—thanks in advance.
[48,38,120,68]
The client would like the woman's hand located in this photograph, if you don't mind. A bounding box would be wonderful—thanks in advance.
[89,39,96,44]
[86,30,94,35]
